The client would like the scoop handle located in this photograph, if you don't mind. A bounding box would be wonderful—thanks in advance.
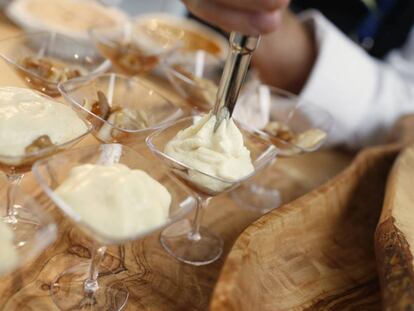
[213,33,260,124]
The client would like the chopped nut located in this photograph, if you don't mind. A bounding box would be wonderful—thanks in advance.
[263,121,327,151]
[88,90,150,142]
[95,91,110,120]
[291,128,327,150]
[25,135,55,154]
[263,121,295,141]
[18,56,83,83]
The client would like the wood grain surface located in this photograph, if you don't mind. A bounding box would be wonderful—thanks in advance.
[210,120,414,311]
[0,15,353,310]
[375,144,414,311]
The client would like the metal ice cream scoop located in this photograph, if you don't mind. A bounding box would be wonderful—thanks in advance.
[213,32,260,130]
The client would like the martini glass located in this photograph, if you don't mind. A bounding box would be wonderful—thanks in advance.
[0,90,92,225]
[58,72,184,144]
[0,183,57,278]
[231,85,333,213]
[32,143,196,310]
[90,23,180,75]
[146,116,278,265]
[0,32,111,97]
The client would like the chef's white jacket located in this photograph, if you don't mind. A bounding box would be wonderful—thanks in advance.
[300,10,414,148]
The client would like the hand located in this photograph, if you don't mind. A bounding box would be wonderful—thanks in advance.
[182,0,290,35]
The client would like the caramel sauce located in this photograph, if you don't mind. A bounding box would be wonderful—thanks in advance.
[25,135,55,154]
[96,42,160,75]
[142,20,223,56]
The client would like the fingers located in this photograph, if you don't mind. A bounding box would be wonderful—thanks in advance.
[183,0,284,35]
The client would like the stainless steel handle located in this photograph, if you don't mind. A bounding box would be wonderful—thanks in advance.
[213,33,260,127]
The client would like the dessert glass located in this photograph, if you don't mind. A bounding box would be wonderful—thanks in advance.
[146,116,278,266]
[58,72,184,144]
[231,86,334,213]
[0,183,57,278]
[0,32,111,97]
[32,143,196,310]
[0,92,92,225]
[90,24,179,75]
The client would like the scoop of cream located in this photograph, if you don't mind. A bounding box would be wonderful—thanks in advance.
[0,222,18,275]
[164,114,254,193]
[0,87,88,159]
[55,163,171,240]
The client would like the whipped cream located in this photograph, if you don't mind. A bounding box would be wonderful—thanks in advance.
[56,163,171,240]
[0,87,88,160]
[164,114,254,193]
[0,222,18,275]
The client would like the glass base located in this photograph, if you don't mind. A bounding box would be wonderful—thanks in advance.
[231,183,282,214]
[51,263,128,311]
[3,205,40,248]
[160,219,223,266]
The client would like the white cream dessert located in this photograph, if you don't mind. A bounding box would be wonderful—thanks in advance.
[165,114,254,193]
[56,163,171,240]
[0,222,18,275]
[0,87,88,161]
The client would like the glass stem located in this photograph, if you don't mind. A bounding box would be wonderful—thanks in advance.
[189,197,210,241]
[84,245,107,294]
[5,172,24,219]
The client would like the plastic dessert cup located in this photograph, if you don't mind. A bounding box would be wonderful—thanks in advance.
[90,24,179,75]
[58,72,184,144]
[32,143,196,311]
[146,116,278,266]
[0,90,92,225]
[231,86,333,213]
[0,32,111,97]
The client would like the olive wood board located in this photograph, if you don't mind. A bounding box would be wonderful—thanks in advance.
[375,143,414,311]
[210,117,414,311]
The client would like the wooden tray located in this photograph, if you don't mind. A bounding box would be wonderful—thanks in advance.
[376,143,414,310]
[210,117,414,311]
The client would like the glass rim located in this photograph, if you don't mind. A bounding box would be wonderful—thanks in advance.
[31,143,196,245]
[58,72,184,134]
[0,31,111,86]
[145,115,279,185]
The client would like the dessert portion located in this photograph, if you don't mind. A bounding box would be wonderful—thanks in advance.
[0,222,18,275]
[263,121,327,151]
[83,91,149,142]
[7,0,127,41]
[133,15,227,58]
[18,56,85,84]
[0,87,88,162]
[95,37,164,75]
[165,114,254,193]
[55,163,171,240]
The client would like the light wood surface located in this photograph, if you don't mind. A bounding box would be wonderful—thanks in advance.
[375,144,414,310]
[210,121,414,311]
[0,15,355,310]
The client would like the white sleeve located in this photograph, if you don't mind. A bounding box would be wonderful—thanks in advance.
[299,10,414,148]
